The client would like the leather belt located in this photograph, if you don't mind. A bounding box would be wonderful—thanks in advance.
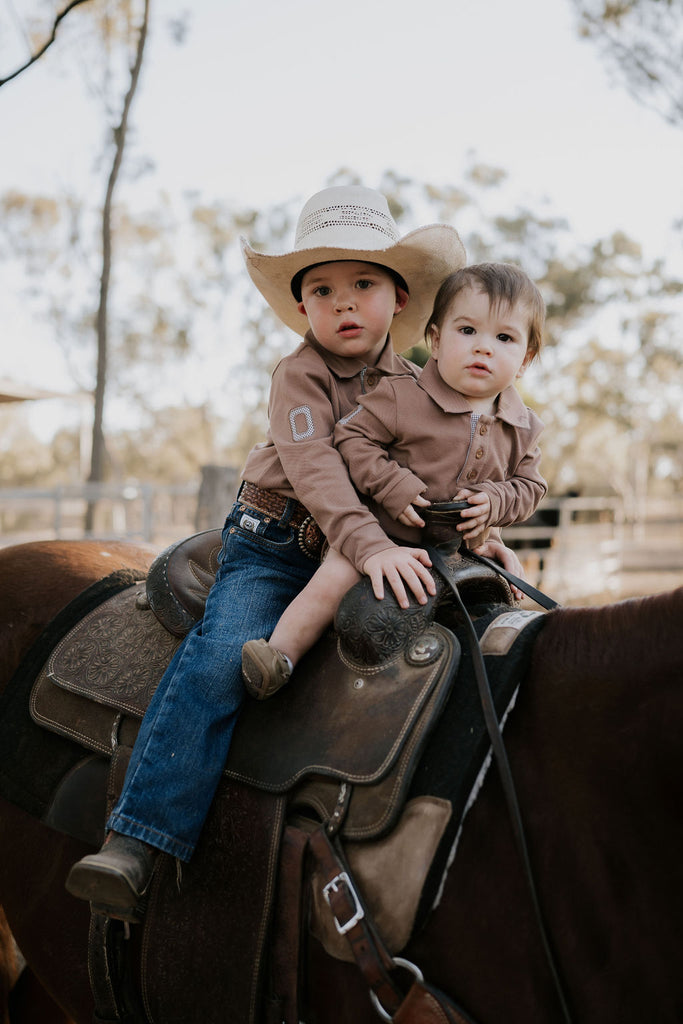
[237,482,325,561]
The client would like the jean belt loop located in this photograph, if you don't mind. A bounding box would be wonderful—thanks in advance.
[278,497,297,529]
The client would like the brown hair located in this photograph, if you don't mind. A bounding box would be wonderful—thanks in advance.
[291,261,408,302]
[425,262,545,362]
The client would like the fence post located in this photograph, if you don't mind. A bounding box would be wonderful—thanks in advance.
[141,483,154,541]
[195,466,239,532]
[54,485,64,537]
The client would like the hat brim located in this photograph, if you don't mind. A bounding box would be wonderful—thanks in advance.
[241,225,466,352]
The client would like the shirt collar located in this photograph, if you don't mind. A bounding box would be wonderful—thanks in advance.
[304,331,404,379]
[418,357,530,425]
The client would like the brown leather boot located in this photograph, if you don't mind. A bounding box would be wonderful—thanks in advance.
[242,639,292,700]
[65,831,158,922]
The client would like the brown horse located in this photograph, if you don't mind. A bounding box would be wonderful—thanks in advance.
[0,538,682,1024]
[0,541,154,1024]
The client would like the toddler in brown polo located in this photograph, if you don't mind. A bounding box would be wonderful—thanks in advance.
[242,263,546,699]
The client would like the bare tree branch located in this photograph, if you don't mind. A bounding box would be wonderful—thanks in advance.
[573,0,683,128]
[0,0,93,87]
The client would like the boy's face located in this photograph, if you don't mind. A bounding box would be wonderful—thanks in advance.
[297,261,407,362]
[430,285,531,415]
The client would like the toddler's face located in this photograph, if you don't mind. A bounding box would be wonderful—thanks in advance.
[297,261,407,362]
[430,285,531,415]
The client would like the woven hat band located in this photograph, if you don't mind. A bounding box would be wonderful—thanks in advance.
[295,196,400,251]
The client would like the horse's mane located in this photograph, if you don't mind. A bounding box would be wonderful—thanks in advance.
[531,586,683,686]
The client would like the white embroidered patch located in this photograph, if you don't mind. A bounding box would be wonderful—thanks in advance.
[289,405,315,441]
[240,513,261,533]
[479,609,544,657]
[339,404,362,426]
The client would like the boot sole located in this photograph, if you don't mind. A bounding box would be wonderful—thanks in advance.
[65,860,145,918]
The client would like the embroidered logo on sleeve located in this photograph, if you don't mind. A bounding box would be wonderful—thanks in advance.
[339,405,362,426]
[289,405,315,441]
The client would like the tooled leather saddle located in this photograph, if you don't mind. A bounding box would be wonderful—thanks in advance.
[25,526,538,1024]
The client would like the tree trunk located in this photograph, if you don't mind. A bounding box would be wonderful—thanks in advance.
[85,0,150,533]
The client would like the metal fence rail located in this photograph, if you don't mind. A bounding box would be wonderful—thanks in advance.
[1,483,628,602]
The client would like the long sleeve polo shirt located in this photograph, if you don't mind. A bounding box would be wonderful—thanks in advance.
[241,331,418,572]
[334,356,547,550]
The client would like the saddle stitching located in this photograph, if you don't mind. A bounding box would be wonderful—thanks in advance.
[250,797,287,1022]
[29,685,112,756]
[335,638,405,674]
[187,555,218,591]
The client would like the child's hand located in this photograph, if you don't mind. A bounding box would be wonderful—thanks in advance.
[397,493,431,528]
[363,547,436,609]
[452,489,491,540]
[472,537,525,600]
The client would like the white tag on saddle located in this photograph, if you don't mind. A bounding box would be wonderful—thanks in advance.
[479,609,543,656]
[240,513,261,533]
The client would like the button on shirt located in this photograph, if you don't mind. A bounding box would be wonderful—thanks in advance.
[334,356,547,552]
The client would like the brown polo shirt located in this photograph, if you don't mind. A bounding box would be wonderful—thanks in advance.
[241,331,418,571]
[334,356,547,551]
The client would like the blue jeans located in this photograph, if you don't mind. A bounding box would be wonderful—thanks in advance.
[107,497,318,860]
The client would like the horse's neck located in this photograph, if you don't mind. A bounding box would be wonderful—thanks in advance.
[533,588,683,691]
[523,588,683,805]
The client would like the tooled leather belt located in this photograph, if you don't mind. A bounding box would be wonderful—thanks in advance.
[237,482,325,560]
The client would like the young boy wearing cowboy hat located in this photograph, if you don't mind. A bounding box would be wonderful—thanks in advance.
[65,185,468,918]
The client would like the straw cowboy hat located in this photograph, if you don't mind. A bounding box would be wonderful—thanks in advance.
[241,185,466,352]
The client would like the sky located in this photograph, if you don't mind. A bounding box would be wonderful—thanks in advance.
[1,0,682,435]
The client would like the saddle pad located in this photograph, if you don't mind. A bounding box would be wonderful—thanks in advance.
[139,780,286,1024]
[30,583,181,755]
[408,605,549,928]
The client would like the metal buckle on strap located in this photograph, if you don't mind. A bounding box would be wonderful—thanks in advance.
[322,871,365,935]
[369,958,424,1023]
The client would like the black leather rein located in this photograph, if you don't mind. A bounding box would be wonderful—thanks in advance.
[426,545,572,1024]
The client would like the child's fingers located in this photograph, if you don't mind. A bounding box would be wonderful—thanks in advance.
[398,555,437,605]
[367,566,385,602]
[398,505,426,528]
[458,501,489,518]
[458,515,487,532]
[385,568,410,608]
[410,552,436,594]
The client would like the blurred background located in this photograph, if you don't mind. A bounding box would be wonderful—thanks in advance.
[1,0,682,604]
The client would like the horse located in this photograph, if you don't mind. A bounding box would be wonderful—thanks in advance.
[0,538,682,1024]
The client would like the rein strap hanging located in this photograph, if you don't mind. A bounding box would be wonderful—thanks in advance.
[426,545,573,1024]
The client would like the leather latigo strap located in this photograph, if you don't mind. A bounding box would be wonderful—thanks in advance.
[238,482,311,529]
[309,827,403,1014]
[393,982,478,1024]
[308,827,480,1024]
